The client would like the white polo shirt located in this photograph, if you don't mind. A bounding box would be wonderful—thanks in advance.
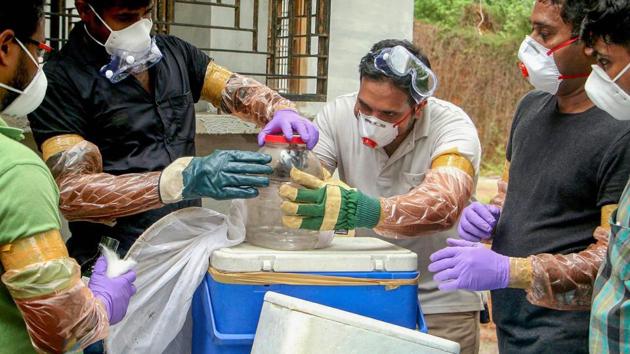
[314,93,483,314]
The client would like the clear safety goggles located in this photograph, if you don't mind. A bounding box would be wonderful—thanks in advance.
[373,45,438,103]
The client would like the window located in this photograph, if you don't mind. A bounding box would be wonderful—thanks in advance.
[45,0,331,101]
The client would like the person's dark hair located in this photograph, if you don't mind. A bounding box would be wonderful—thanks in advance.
[87,0,152,11]
[0,0,45,41]
[581,0,630,49]
[539,0,597,36]
[359,39,431,105]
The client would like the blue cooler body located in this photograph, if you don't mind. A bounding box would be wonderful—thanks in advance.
[192,238,425,354]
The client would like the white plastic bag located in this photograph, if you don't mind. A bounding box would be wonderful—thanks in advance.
[106,205,246,354]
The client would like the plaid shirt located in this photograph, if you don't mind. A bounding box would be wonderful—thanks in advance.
[590,181,630,354]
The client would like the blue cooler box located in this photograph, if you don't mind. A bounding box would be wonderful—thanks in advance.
[192,237,425,354]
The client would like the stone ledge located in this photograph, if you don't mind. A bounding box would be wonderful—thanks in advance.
[196,114,259,135]
[2,116,29,131]
[2,114,260,135]
[5,112,320,136]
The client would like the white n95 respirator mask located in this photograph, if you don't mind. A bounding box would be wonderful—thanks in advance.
[88,4,152,55]
[0,38,47,118]
[517,36,588,94]
[358,108,415,149]
[585,63,630,121]
[85,4,163,83]
[358,112,398,148]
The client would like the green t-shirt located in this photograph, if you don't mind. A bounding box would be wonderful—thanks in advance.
[0,117,61,354]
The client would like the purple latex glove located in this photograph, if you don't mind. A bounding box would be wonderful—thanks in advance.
[458,202,501,242]
[258,110,320,150]
[428,238,509,291]
[88,256,137,325]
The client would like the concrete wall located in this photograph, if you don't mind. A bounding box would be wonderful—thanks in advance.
[296,0,416,118]
[168,0,415,118]
[325,0,415,102]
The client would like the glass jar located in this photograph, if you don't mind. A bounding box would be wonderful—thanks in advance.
[245,135,334,250]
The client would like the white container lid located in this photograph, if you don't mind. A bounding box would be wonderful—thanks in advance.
[210,237,418,273]
[252,292,460,354]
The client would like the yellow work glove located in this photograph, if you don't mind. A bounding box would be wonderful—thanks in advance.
[278,168,382,231]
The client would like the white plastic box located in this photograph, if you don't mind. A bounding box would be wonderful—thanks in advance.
[210,237,419,272]
[251,292,461,354]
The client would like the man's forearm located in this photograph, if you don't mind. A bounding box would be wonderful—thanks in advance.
[509,225,610,311]
[44,137,163,225]
[1,231,109,353]
[201,62,296,126]
[375,159,474,238]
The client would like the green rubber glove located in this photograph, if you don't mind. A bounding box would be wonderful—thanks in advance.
[182,150,272,200]
[279,168,382,231]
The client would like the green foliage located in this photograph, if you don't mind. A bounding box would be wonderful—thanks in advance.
[414,1,534,177]
[415,0,472,27]
[487,0,534,37]
[415,0,534,40]
[480,143,506,177]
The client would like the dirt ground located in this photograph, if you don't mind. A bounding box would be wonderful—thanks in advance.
[480,321,499,354]
[476,176,500,204]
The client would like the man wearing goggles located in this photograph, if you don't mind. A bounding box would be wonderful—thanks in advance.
[373,45,438,105]
[278,39,483,353]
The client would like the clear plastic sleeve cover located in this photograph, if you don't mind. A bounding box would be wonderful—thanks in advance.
[221,73,297,126]
[2,258,109,353]
[375,167,474,238]
[526,226,609,310]
[49,140,163,225]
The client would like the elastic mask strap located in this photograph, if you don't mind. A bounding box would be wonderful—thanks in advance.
[613,62,630,82]
[0,82,24,95]
[0,38,40,94]
[14,38,39,69]
[549,37,589,80]
[559,73,590,80]
[86,4,112,47]
[546,37,579,56]
[393,106,416,128]
[84,24,106,47]
[88,4,114,32]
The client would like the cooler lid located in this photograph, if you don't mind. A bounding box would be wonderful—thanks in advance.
[259,292,459,352]
[210,237,418,273]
